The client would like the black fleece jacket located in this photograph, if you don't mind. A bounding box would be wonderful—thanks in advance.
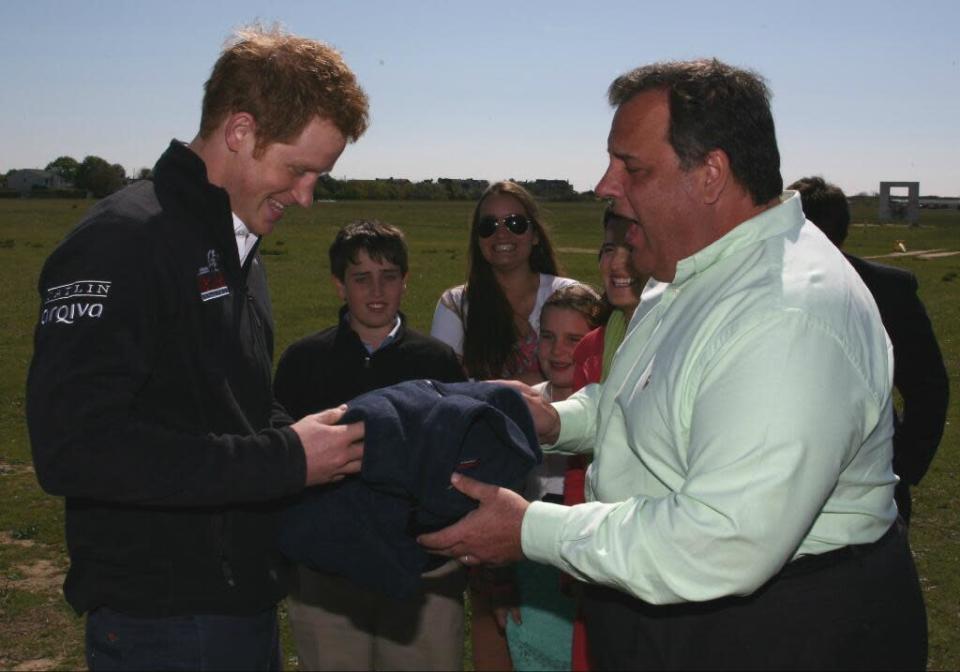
[26,141,305,617]
[273,307,466,418]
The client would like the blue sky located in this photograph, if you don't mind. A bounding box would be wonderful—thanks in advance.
[2,0,958,195]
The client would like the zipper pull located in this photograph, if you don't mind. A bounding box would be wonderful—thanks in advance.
[221,559,236,587]
[246,293,262,329]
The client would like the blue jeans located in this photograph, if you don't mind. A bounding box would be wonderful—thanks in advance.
[85,606,280,671]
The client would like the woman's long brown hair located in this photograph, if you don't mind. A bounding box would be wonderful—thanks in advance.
[461,181,563,379]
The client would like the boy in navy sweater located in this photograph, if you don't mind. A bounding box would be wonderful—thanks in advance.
[274,219,466,670]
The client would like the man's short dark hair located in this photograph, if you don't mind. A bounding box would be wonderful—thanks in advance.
[609,58,783,205]
[788,176,851,247]
[329,220,408,280]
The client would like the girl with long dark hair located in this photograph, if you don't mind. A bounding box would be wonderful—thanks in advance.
[431,180,576,384]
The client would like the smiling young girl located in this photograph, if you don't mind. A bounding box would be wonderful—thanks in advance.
[503,284,604,671]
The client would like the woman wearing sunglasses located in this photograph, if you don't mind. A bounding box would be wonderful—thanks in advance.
[431,180,577,385]
[430,180,577,671]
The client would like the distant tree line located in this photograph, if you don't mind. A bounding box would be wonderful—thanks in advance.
[1,155,142,199]
[3,154,593,202]
[50,156,129,198]
[314,176,592,201]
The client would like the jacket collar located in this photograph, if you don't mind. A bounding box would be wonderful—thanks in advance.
[153,140,241,280]
[335,305,408,354]
[671,191,803,287]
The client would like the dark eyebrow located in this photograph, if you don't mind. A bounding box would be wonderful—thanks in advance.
[616,153,645,166]
[609,144,639,161]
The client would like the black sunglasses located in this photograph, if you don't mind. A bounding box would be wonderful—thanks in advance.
[477,214,531,238]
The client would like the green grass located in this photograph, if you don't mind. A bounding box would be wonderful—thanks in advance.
[0,198,957,669]
[838,207,960,669]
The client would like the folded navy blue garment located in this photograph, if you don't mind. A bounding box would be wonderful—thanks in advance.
[279,380,541,599]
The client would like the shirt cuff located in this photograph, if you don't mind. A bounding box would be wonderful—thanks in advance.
[546,396,592,452]
[521,500,570,567]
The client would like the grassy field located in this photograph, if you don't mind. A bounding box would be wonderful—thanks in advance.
[0,198,957,670]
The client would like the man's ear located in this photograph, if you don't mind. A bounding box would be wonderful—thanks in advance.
[331,274,347,302]
[224,112,257,154]
[700,148,730,205]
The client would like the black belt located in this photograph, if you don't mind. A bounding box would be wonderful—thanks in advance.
[583,522,904,617]
[779,521,900,580]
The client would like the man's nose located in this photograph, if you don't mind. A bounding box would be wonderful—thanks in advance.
[595,162,619,198]
[291,176,316,208]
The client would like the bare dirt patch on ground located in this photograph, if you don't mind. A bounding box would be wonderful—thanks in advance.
[3,559,65,593]
[10,658,61,671]
[863,248,959,260]
[0,463,35,477]
[0,531,36,549]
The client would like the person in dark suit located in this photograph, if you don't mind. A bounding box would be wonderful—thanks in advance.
[790,176,949,522]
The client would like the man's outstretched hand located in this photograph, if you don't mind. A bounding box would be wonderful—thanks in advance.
[418,472,529,566]
[492,379,562,445]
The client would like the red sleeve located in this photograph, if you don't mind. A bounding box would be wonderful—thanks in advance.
[571,326,605,392]
[563,326,606,507]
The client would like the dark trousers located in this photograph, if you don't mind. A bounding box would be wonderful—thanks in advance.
[895,481,913,524]
[582,522,927,671]
[85,606,280,671]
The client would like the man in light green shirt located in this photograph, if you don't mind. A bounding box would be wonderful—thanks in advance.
[421,59,926,669]
[523,188,898,601]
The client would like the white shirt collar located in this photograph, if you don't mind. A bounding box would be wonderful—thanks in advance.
[232,213,259,266]
[348,313,403,354]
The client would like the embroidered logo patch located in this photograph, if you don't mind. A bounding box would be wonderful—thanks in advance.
[457,458,481,471]
[40,280,111,325]
[447,458,483,489]
[198,249,229,302]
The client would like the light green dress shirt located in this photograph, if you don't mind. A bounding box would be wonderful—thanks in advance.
[521,192,898,605]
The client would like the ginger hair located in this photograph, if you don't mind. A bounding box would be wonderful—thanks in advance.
[199,24,369,154]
